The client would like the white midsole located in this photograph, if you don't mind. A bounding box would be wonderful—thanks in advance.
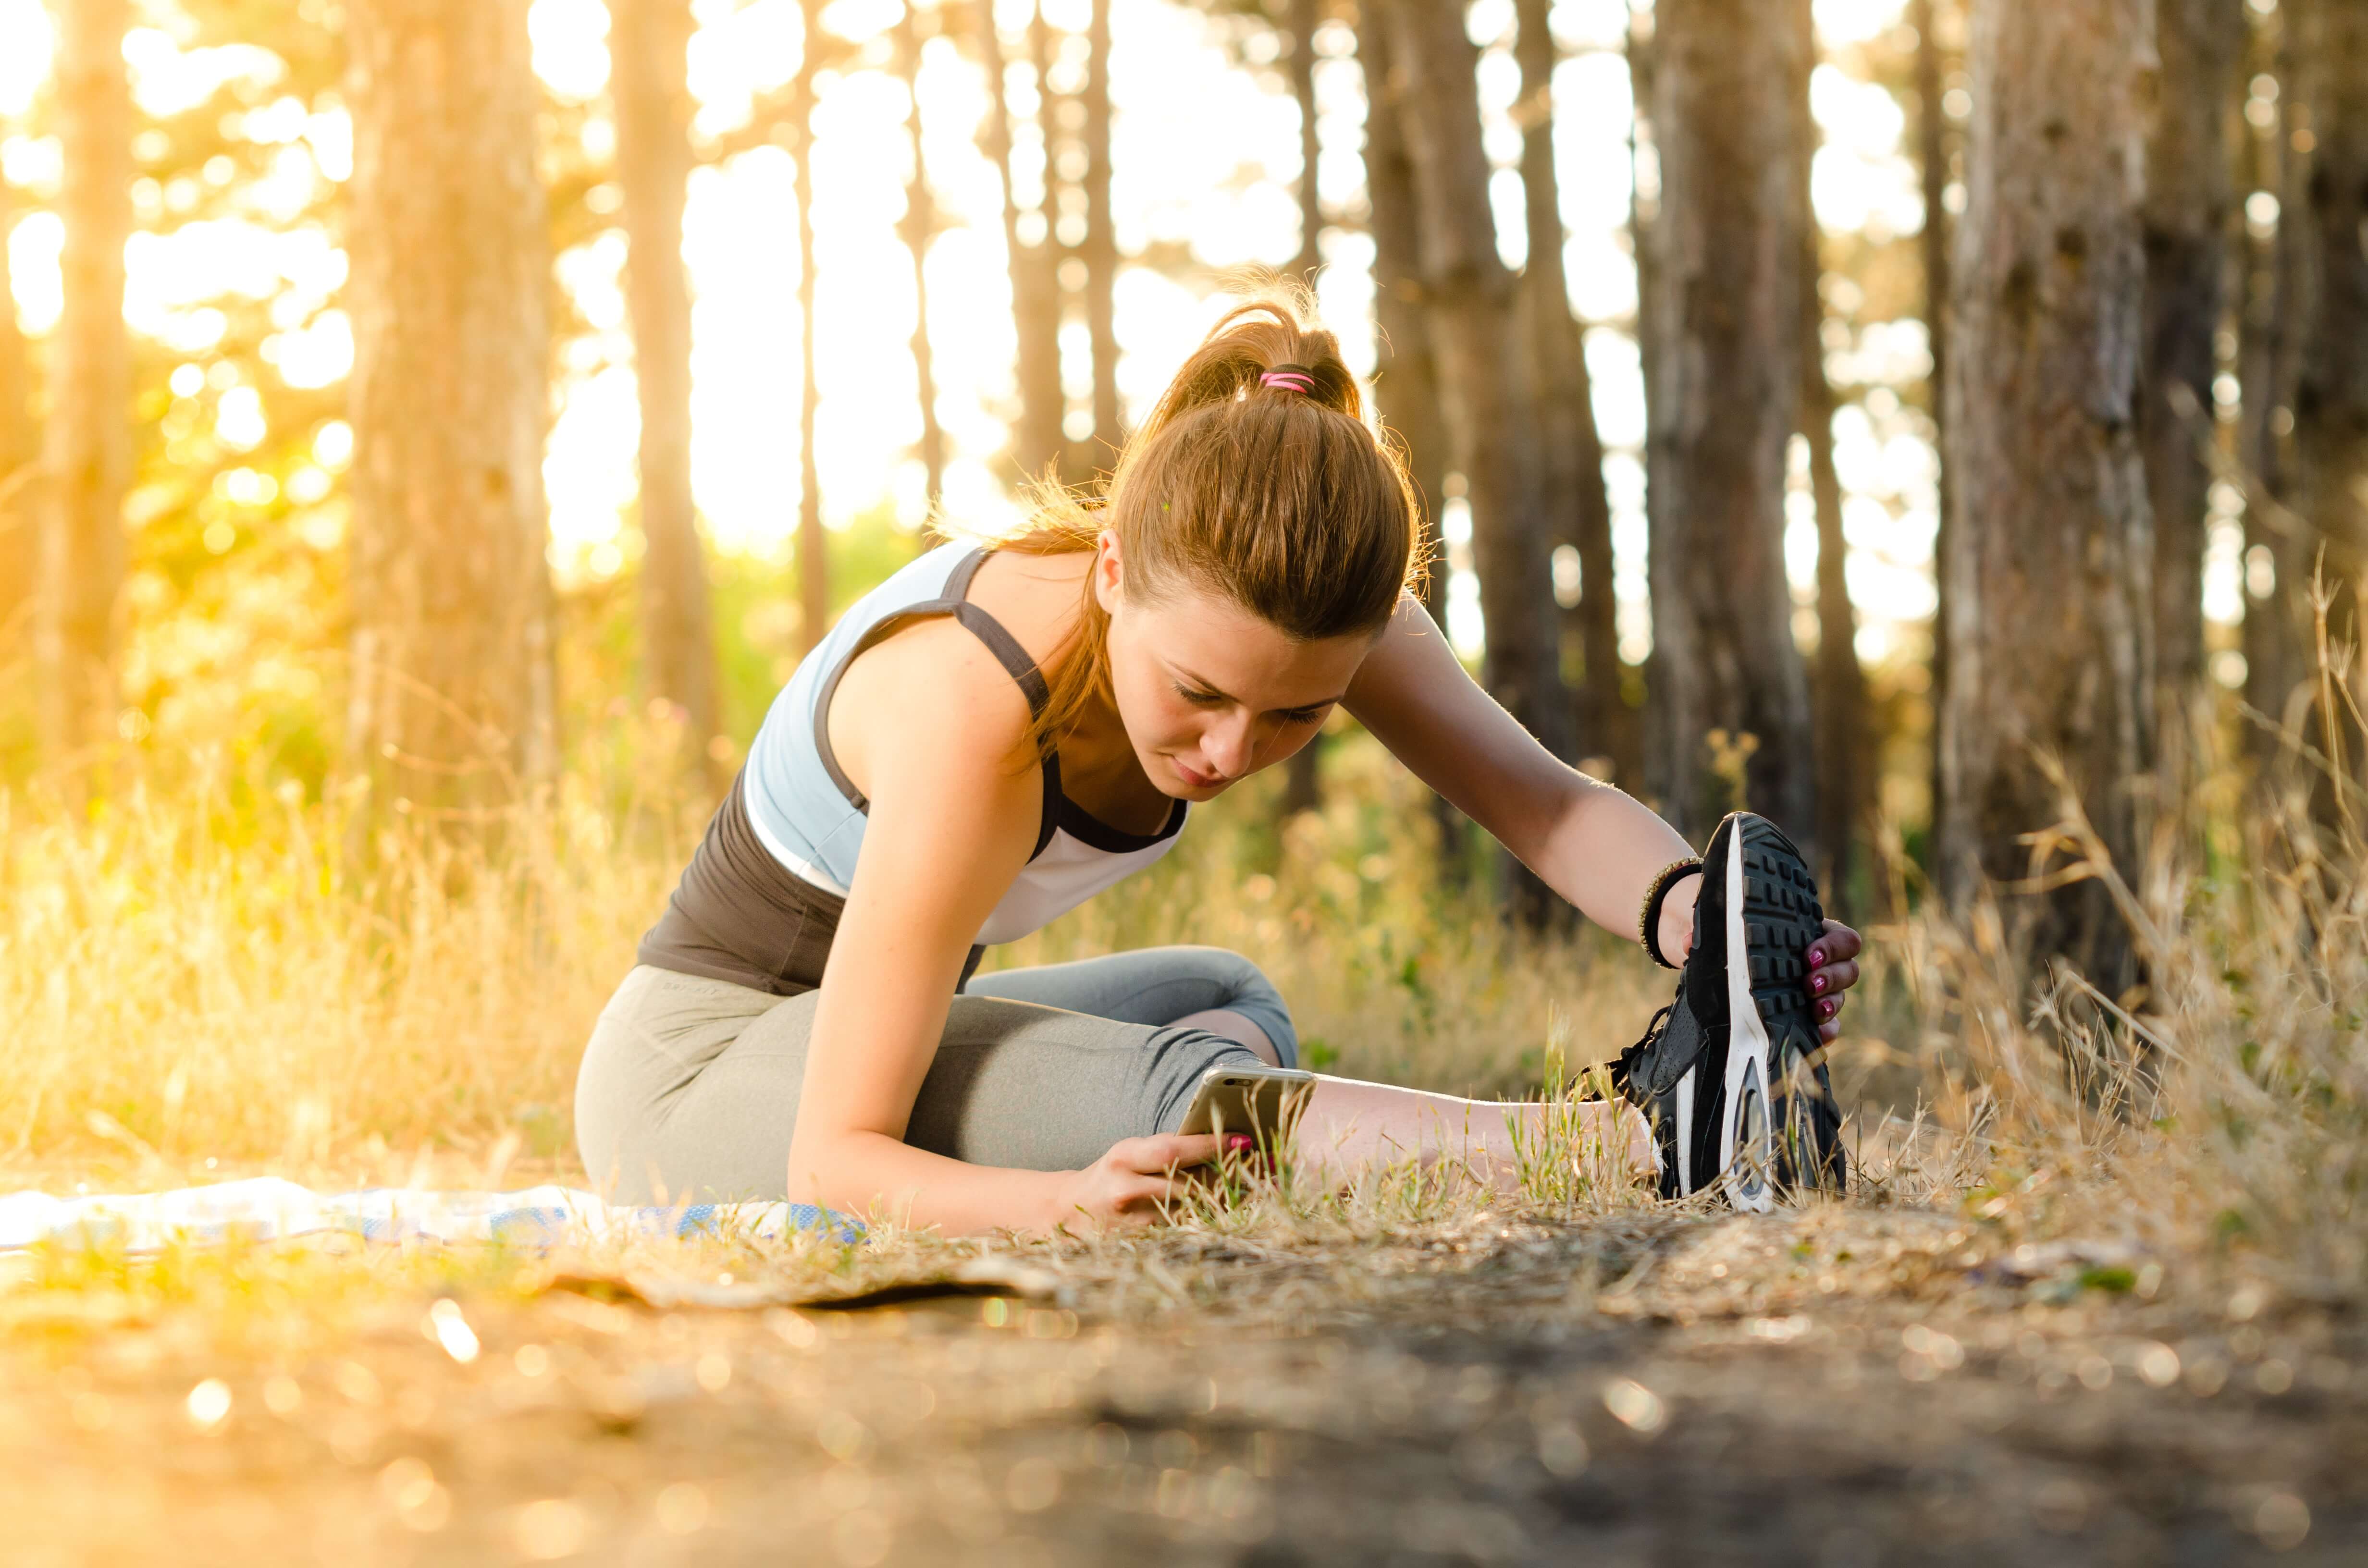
[1720,827,1776,1213]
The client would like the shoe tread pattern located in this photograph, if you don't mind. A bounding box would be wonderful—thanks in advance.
[1735,819,1847,1195]
[1737,832,1823,1028]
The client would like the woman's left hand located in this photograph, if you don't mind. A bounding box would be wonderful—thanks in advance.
[1804,919,1862,1044]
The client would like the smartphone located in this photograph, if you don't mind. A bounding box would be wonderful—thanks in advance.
[1176,1063,1315,1144]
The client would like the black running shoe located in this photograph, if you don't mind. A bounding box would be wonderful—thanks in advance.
[1611,812,1847,1208]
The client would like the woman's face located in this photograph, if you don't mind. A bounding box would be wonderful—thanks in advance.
[1093,531,1378,801]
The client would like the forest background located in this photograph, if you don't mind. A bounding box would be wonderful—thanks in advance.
[0,0,2361,1253]
[9,1,2368,1557]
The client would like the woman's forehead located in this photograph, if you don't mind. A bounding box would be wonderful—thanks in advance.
[1127,586,1368,700]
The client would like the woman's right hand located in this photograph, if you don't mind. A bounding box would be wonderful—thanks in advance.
[1051,1133,1226,1229]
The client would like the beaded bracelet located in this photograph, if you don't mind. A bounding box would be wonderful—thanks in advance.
[1638,857,1704,969]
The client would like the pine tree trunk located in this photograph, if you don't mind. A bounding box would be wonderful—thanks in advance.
[896,2,947,526]
[1805,313,1862,907]
[1371,0,1570,758]
[38,0,133,766]
[2295,0,2368,684]
[1798,0,1865,912]
[1078,0,1121,478]
[2143,0,2243,698]
[1357,1,1466,879]
[1627,16,1661,471]
[1516,0,1631,786]
[1280,0,1326,818]
[981,0,1067,488]
[1374,0,1573,919]
[1641,0,1818,851]
[0,178,37,668]
[2240,0,2314,737]
[613,0,723,776]
[1937,0,2156,995]
[795,0,829,649]
[1912,0,1954,830]
[345,0,557,822]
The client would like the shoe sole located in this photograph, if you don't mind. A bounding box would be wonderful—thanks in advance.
[1716,817,1827,1210]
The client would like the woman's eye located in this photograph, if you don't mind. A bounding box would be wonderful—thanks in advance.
[1173,684,1226,707]
[1282,707,1329,726]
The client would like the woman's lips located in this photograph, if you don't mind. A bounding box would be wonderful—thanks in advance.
[1172,759,1224,789]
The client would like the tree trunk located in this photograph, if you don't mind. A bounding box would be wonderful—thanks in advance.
[1371,0,1573,781]
[896,0,947,529]
[0,177,37,669]
[1281,0,1326,818]
[2143,0,2243,699]
[1912,0,1954,829]
[1357,1,1466,880]
[1517,0,1632,787]
[1627,15,1662,474]
[1641,0,1818,851]
[1374,0,1573,920]
[1076,0,1121,480]
[2239,0,2314,739]
[1289,0,1322,295]
[37,0,133,768]
[1937,0,2156,996]
[980,0,1066,488]
[345,0,557,822]
[2295,0,2368,699]
[1805,312,1862,908]
[795,0,830,649]
[1798,0,1865,912]
[613,0,723,777]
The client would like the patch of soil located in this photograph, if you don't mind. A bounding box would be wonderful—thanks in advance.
[4,1210,2362,1565]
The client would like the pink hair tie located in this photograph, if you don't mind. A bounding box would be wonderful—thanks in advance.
[1259,364,1318,395]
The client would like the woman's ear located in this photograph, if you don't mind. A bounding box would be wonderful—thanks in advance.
[1092,528,1124,614]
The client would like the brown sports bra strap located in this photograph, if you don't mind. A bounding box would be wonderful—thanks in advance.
[810,548,1061,857]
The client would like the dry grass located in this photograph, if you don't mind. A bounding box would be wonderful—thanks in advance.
[1880,645,2368,1303]
[0,724,1662,1188]
[4,652,2365,1325]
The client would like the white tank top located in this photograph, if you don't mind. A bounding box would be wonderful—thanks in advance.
[739,543,1188,945]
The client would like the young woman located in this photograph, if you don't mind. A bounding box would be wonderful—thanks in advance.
[575,299,1865,1230]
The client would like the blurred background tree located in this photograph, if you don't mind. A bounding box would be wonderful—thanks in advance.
[613,0,724,782]
[343,0,558,824]
[0,0,2358,979]
[1638,0,1817,857]
[37,0,132,776]
[1934,0,2155,997]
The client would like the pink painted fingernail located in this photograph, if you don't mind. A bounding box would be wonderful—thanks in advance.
[1807,948,1826,968]
[1819,999,1838,1019]
[1810,974,1827,994]
[1225,1134,1253,1152]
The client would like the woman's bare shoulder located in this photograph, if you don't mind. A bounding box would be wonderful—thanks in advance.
[960,547,1094,673]
[826,612,1039,796]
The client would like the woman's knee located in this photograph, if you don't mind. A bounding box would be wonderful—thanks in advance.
[1176,946,1297,1066]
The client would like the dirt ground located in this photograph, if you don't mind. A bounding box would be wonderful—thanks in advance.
[4,1200,2363,1567]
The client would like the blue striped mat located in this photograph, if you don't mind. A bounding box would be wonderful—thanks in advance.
[0,1177,854,1255]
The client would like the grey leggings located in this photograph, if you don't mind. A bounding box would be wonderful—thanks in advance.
[572,946,1297,1204]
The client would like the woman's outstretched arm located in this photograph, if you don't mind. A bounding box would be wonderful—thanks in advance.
[1344,595,1699,946]
[1344,595,1863,1032]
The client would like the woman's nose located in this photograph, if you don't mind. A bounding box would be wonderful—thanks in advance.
[1203,717,1255,777]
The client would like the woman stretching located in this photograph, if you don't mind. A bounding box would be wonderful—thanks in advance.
[575,297,1865,1230]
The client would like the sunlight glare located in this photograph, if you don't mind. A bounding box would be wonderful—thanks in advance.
[1812,0,1909,48]
[123,29,283,119]
[6,208,60,333]
[0,0,51,118]
[529,0,611,104]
